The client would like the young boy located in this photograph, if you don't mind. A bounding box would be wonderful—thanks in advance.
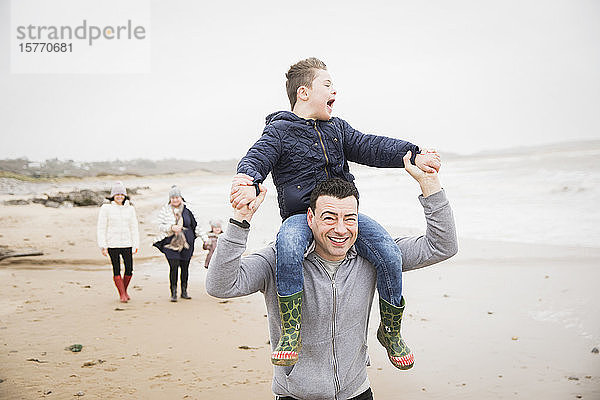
[230,57,440,369]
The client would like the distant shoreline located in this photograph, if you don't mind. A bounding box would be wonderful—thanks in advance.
[0,158,239,181]
[2,138,599,180]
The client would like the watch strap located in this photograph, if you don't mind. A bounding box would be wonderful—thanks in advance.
[229,218,250,229]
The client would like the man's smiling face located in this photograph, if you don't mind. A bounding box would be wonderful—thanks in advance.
[307,195,358,261]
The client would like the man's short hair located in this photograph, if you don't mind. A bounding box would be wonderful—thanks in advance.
[309,178,359,212]
[286,57,327,110]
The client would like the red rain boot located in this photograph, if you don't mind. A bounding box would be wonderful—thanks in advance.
[123,275,132,300]
[113,275,129,303]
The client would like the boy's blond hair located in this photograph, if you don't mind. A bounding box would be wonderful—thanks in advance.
[285,57,327,110]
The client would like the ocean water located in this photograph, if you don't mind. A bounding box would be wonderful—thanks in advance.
[182,142,600,250]
[353,144,600,249]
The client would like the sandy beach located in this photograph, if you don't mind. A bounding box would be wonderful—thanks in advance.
[1,162,599,399]
[3,0,600,396]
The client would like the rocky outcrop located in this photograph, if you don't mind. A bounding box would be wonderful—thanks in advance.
[3,187,148,208]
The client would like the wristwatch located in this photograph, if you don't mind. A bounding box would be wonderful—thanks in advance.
[229,218,250,229]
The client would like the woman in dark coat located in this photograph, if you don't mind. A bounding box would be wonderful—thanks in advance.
[153,185,200,302]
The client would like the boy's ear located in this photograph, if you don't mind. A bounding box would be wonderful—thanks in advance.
[297,85,310,102]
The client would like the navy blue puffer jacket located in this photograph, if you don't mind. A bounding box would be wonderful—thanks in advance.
[237,111,420,220]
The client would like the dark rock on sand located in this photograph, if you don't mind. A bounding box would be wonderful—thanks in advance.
[3,199,30,205]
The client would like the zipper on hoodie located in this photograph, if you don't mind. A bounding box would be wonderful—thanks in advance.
[313,121,331,178]
[331,276,341,399]
[313,258,341,398]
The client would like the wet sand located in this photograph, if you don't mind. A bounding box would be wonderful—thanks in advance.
[1,173,599,399]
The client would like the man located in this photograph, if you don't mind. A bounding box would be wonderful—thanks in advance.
[206,152,458,400]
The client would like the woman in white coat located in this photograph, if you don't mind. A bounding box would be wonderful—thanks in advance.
[97,182,140,303]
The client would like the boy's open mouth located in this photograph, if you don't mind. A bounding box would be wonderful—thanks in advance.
[326,99,335,113]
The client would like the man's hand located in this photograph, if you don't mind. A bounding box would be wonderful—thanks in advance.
[415,150,441,173]
[233,184,267,222]
[101,248,108,257]
[404,151,442,197]
[230,173,258,210]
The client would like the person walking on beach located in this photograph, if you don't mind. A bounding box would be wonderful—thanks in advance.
[230,57,441,368]
[97,182,140,303]
[201,219,223,269]
[153,185,201,302]
[207,154,457,400]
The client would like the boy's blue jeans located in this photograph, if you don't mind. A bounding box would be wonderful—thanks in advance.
[275,213,403,307]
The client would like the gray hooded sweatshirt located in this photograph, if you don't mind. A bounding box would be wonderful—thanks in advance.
[206,190,458,400]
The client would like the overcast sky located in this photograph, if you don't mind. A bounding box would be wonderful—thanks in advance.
[1,0,599,162]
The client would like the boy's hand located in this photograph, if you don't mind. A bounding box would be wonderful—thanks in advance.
[403,151,442,197]
[414,150,441,173]
[230,173,258,210]
[231,173,254,188]
[231,185,257,209]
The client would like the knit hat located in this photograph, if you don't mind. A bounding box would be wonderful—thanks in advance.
[209,219,222,229]
[110,182,127,197]
[169,185,182,198]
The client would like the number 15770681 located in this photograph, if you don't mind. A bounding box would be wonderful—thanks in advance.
[19,42,72,52]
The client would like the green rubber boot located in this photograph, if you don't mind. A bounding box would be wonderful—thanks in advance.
[377,296,414,370]
[271,291,302,366]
